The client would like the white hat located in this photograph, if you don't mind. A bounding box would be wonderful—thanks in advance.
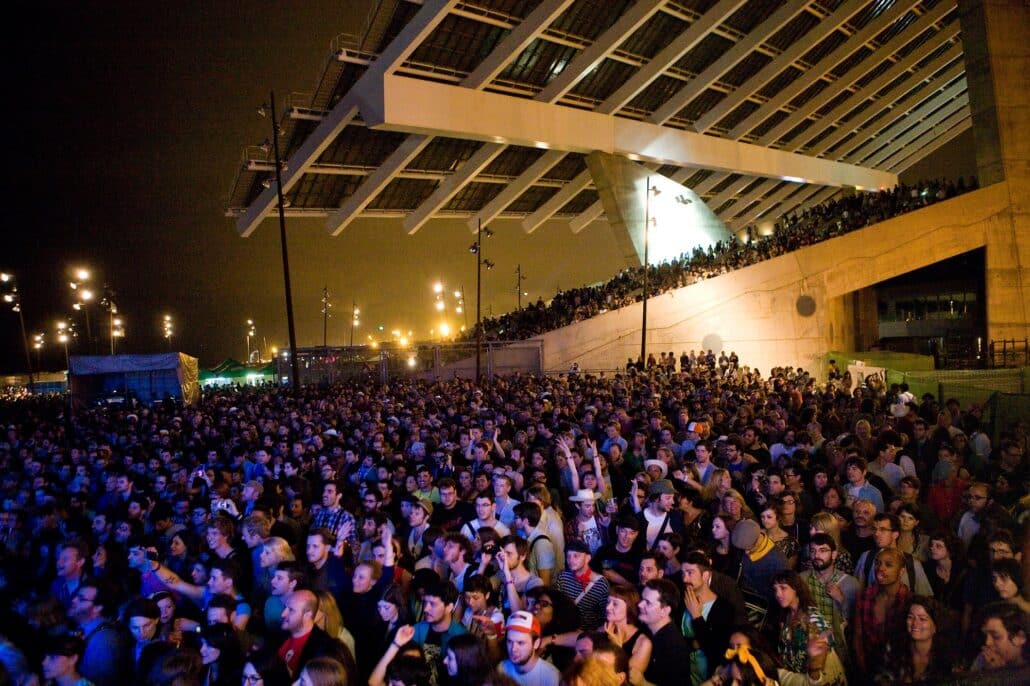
[644,459,668,478]
[568,489,601,503]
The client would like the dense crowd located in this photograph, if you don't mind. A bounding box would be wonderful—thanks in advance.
[470,178,978,343]
[0,350,1026,686]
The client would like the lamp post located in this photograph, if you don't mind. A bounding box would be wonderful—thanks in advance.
[1,273,35,393]
[259,91,300,395]
[640,177,660,366]
[350,303,359,347]
[111,317,124,354]
[515,264,527,310]
[69,268,94,354]
[470,220,495,381]
[162,315,173,349]
[320,286,332,348]
[56,320,74,369]
[33,333,44,370]
[100,286,118,355]
[246,319,256,361]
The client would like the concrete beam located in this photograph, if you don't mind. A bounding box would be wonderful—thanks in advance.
[367,74,897,189]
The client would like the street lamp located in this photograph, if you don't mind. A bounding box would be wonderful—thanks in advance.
[1,272,35,393]
[246,319,256,361]
[99,285,118,355]
[32,333,44,370]
[320,286,332,348]
[56,320,76,369]
[258,91,300,395]
[162,315,173,349]
[471,221,495,381]
[70,269,95,354]
[640,178,660,366]
[111,317,125,354]
[515,264,528,310]
[350,303,359,347]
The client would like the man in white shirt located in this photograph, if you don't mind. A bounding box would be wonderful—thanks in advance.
[498,611,560,686]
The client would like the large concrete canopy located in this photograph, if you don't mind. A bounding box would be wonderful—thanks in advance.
[228,0,967,238]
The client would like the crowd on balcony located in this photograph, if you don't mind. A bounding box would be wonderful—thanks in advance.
[470,178,978,343]
[0,342,1026,686]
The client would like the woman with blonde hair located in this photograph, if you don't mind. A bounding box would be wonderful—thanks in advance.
[702,469,732,507]
[314,591,356,659]
[259,537,295,568]
[804,511,853,574]
[719,489,753,528]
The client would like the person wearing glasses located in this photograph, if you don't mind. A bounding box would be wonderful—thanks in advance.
[853,513,933,596]
[240,650,291,686]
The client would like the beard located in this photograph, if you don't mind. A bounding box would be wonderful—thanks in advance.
[811,557,833,572]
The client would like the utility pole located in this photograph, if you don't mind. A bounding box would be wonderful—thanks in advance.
[515,264,527,310]
[321,285,331,348]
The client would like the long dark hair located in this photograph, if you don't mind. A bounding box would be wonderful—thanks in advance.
[443,633,492,686]
[243,650,291,686]
[200,623,243,686]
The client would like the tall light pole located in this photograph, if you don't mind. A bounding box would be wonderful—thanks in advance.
[111,317,125,354]
[100,285,118,355]
[2,273,35,393]
[69,268,94,354]
[321,286,331,348]
[162,315,173,349]
[515,264,527,310]
[350,303,359,347]
[471,220,495,381]
[246,319,255,361]
[33,333,44,370]
[56,320,74,369]
[259,91,300,395]
[640,178,660,366]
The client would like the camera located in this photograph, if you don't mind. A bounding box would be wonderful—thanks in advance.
[482,543,497,555]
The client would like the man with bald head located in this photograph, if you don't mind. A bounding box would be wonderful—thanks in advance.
[278,590,350,677]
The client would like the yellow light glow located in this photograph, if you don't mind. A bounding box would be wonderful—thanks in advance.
[453,290,461,298]
[75,269,90,281]
[407,356,416,368]
[435,301,445,311]
[439,323,451,337]
[399,336,409,346]
[271,346,278,355]
[58,333,69,343]
[433,282,443,294]
[80,289,94,301]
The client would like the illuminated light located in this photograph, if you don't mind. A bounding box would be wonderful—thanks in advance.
[453,290,461,298]
[439,323,451,337]
[399,336,409,347]
[75,269,90,281]
[271,347,278,355]
[782,176,806,183]
[57,321,67,330]
[370,341,379,349]
[408,330,412,336]
[58,334,69,344]
[435,301,445,311]
[533,141,550,149]
[407,356,416,368]
[492,136,507,144]
[113,318,122,326]
[455,306,463,314]
[0,273,11,282]
[80,289,94,301]
[433,282,443,294]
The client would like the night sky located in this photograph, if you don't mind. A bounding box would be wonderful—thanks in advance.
[2,2,975,373]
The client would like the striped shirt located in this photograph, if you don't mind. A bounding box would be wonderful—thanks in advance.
[556,569,610,631]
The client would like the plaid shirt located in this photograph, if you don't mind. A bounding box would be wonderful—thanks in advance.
[855,583,911,659]
[310,506,358,552]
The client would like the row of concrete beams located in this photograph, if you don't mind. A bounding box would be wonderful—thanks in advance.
[237,0,464,237]
[679,16,960,231]
[329,0,578,237]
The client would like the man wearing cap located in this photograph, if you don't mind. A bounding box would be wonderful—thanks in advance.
[632,479,686,552]
[499,610,561,686]
[556,540,610,631]
[565,489,608,556]
[731,518,788,603]
[406,498,432,562]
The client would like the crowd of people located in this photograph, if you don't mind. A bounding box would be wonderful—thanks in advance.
[468,178,978,342]
[0,347,1026,686]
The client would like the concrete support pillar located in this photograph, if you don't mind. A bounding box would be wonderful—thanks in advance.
[960,0,1030,344]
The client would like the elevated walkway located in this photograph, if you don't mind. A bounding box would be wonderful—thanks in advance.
[537,181,1027,376]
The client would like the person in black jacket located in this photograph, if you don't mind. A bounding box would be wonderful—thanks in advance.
[680,551,735,682]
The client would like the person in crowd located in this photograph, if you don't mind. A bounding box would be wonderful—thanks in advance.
[923,528,966,611]
[240,650,292,686]
[970,601,1028,672]
[879,595,956,682]
[732,519,788,603]
[600,584,651,684]
[498,610,561,686]
[67,580,131,686]
[798,533,859,664]
[198,624,242,686]
[852,513,933,596]
[637,579,691,686]
[40,634,91,686]
[852,548,911,674]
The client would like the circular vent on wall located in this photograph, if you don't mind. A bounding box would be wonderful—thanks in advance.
[796,295,817,317]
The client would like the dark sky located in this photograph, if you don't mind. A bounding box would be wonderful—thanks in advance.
[2,2,976,373]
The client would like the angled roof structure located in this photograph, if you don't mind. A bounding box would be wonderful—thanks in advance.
[227,0,965,237]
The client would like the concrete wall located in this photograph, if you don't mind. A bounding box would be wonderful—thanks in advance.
[538,182,1019,375]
